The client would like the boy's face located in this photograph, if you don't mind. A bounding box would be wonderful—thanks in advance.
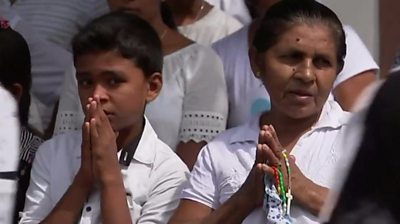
[75,51,161,131]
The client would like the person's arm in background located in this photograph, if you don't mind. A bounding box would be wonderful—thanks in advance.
[332,25,379,111]
[204,0,251,25]
[176,46,228,170]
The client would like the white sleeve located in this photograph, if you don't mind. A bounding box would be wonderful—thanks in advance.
[137,157,189,224]
[0,86,19,224]
[181,145,219,209]
[179,46,228,143]
[334,25,379,88]
[205,0,252,25]
[19,141,54,224]
[53,66,84,136]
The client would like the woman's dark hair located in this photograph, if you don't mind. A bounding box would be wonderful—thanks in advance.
[160,1,176,29]
[72,10,163,77]
[327,73,400,224]
[253,0,346,71]
[0,26,31,126]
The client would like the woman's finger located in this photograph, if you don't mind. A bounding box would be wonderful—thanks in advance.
[263,144,281,167]
[257,163,274,176]
[263,127,283,160]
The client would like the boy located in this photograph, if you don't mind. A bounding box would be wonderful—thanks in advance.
[20,11,188,224]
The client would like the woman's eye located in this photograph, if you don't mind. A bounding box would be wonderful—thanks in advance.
[314,57,332,68]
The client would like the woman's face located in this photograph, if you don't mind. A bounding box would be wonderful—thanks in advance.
[251,23,339,119]
[107,0,160,22]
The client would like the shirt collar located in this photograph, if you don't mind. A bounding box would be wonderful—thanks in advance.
[228,100,349,144]
[130,116,157,165]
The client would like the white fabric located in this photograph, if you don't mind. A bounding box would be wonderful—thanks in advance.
[205,0,251,25]
[0,86,19,224]
[0,3,73,130]
[20,118,189,224]
[212,24,379,128]
[146,44,228,149]
[181,100,352,224]
[319,81,384,222]
[178,7,243,46]
[12,0,109,51]
[54,44,228,151]
[332,26,379,88]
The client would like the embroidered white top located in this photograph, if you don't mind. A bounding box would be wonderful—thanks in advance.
[178,7,243,46]
[20,118,189,224]
[181,100,352,224]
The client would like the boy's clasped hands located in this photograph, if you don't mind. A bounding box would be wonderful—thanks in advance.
[77,95,122,190]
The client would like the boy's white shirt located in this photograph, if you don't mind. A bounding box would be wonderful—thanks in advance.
[20,118,189,224]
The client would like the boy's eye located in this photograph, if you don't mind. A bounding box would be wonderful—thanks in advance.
[108,78,124,86]
[78,79,92,87]
[108,79,118,86]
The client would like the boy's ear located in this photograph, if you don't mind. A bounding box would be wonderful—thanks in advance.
[146,72,162,103]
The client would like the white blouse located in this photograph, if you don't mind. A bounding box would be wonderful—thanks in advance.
[20,118,189,224]
[54,43,228,150]
[178,7,243,46]
[145,43,228,149]
[181,100,352,224]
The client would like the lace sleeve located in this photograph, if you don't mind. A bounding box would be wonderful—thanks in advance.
[179,45,228,143]
[180,111,226,143]
[53,66,84,136]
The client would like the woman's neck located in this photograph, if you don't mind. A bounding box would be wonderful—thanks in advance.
[167,0,209,26]
[260,108,322,148]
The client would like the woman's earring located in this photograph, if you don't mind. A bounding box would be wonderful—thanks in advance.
[255,71,261,78]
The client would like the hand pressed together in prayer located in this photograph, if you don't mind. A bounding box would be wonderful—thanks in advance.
[235,124,320,213]
[77,95,121,190]
[259,125,329,215]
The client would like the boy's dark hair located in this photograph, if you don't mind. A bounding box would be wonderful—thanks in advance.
[0,27,31,126]
[72,10,163,77]
[253,0,346,72]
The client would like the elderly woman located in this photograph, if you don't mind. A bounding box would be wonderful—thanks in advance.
[169,0,353,223]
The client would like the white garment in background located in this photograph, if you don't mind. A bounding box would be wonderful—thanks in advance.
[20,118,189,224]
[178,7,243,46]
[145,44,228,149]
[319,81,384,222]
[181,100,351,224]
[0,86,19,224]
[205,0,251,25]
[212,24,379,128]
[12,0,109,51]
[0,2,73,131]
[54,44,228,150]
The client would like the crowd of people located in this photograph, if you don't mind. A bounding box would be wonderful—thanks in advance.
[0,0,398,223]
